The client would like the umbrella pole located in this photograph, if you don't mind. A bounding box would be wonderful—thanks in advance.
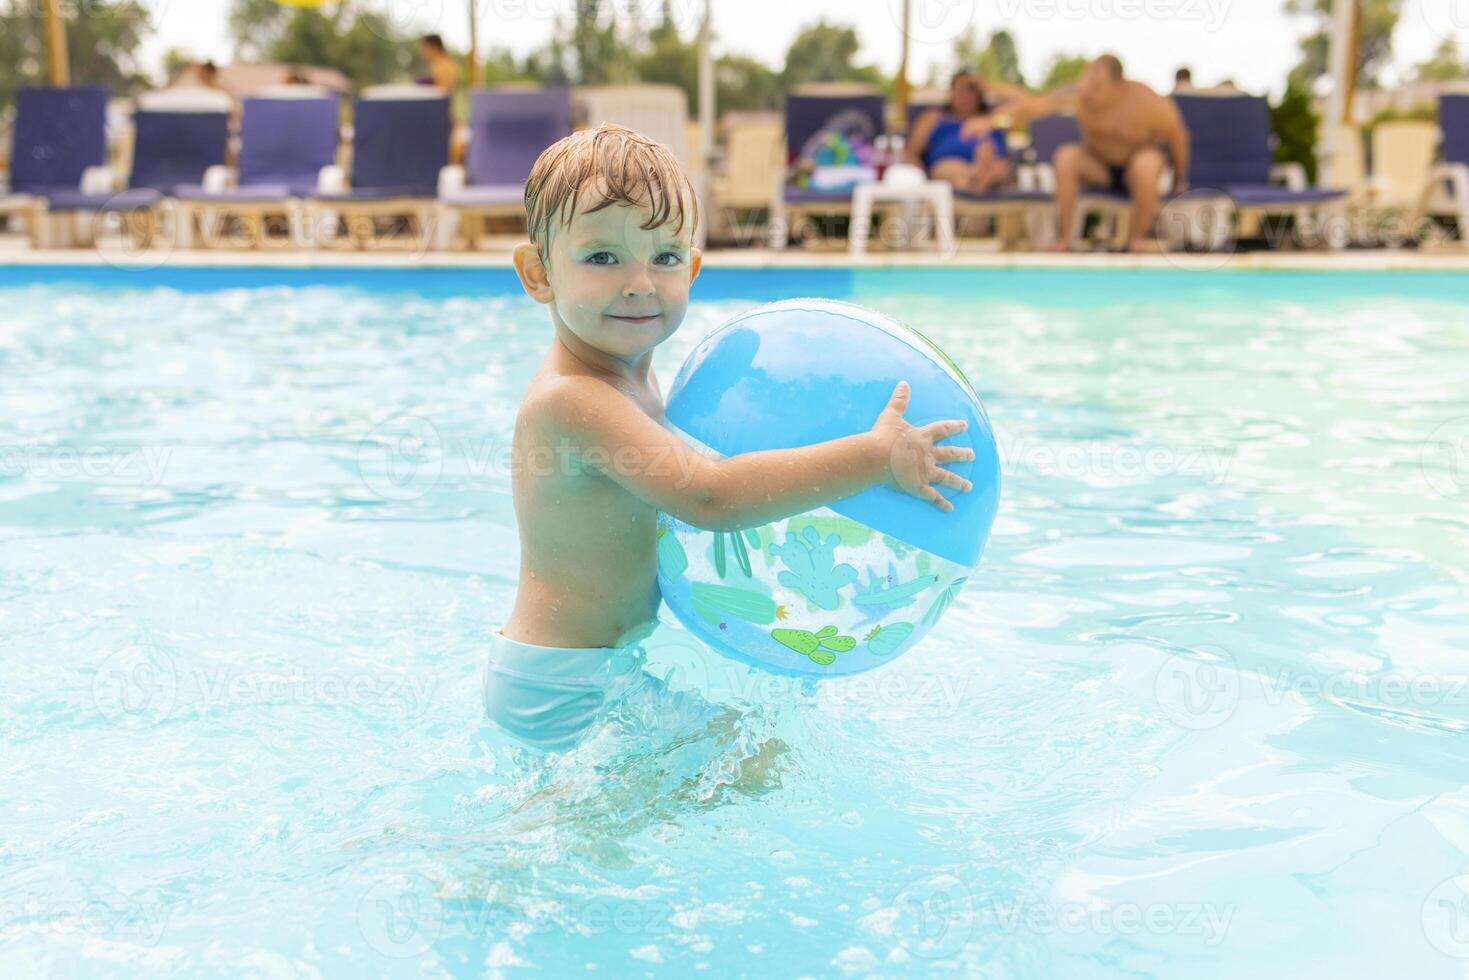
[697,0,713,163]
[45,0,71,87]
[1321,0,1359,186]
[895,0,911,134]
[467,0,479,88]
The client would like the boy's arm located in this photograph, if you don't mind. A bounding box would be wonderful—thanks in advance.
[537,376,975,531]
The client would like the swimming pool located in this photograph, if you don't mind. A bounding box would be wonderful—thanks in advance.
[2,265,1467,977]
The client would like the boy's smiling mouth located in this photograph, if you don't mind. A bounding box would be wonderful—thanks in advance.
[606,313,661,323]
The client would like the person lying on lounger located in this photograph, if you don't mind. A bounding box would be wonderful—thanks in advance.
[1048,55,1190,253]
[905,71,1027,194]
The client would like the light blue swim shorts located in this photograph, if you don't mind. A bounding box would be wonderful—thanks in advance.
[483,623,714,753]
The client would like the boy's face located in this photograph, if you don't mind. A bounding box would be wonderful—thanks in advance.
[515,192,701,364]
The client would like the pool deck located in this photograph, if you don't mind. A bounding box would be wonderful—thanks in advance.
[2,239,1468,272]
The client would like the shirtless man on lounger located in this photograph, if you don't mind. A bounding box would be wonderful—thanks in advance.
[1048,55,1190,253]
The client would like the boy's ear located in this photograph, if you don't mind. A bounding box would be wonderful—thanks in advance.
[512,241,554,305]
[689,247,703,284]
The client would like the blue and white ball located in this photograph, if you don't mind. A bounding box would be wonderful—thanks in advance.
[657,299,1000,677]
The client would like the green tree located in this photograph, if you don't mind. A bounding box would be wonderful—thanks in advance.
[629,12,782,115]
[1040,53,1088,90]
[162,47,195,83]
[1415,38,1469,81]
[631,0,696,102]
[229,0,287,61]
[951,26,984,75]
[948,28,1024,87]
[480,48,538,87]
[780,20,885,89]
[1270,82,1321,183]
[0,0,153,108]
[570,0,635,84]
[1286,0,1402,90]
[226,0,422,90]
[715,55,782,113]
[976,30,1025,88]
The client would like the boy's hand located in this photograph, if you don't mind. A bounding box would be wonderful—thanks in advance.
[871,381,976,513]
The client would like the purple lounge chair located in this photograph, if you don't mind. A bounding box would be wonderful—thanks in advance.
[175,95,340,247]
[1174,94,1345,248]
[1418,94,1469,245]
[308,93,450,249]
[0,87,108,247]
[437,87,572,249]
[42,108,229,248]
[770,91,886,249]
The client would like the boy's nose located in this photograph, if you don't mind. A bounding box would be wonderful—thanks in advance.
[623,266,655,297]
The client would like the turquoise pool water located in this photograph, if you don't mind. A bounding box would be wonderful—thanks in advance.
[2,266,1468,978]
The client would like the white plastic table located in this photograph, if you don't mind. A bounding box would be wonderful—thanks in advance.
[848,178,956,255]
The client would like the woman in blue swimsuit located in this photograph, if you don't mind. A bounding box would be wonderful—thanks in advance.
[906,72,1014,194]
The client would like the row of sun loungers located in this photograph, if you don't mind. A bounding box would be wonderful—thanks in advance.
[2,85,1467,251]
[0,85,573,250]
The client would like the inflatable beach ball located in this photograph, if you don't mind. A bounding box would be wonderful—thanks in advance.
[657,298,1000,678]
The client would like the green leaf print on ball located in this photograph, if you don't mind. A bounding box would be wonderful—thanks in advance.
[851,570,937,607]
[772,625,856,665]
[864,622,914,656]
[712,530,754,580]
[922,577,969,627]
[787,515,873,547]
[768,526,857,611]
[656,523,688,579]
[691,582,780,625]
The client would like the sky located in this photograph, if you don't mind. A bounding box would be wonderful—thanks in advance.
[136,0,1460,97]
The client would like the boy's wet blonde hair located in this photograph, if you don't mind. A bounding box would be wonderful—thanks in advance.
[523,123,698,253]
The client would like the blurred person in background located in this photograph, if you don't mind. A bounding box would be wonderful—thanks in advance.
[1048,55,1190,253]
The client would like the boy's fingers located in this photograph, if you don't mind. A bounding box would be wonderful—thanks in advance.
[930,467,972,492]
[933,445,975,463]
[885,381,911,417]
[922,486,953,512]
[923,419,968,441]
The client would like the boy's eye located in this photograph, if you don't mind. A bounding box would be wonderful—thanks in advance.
[586,251,616,265]
[655,252,683,266]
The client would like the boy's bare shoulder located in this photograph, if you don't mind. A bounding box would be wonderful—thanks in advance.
[519,368,632,433]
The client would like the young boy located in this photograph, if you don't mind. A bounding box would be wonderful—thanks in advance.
[486,124,975,752]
